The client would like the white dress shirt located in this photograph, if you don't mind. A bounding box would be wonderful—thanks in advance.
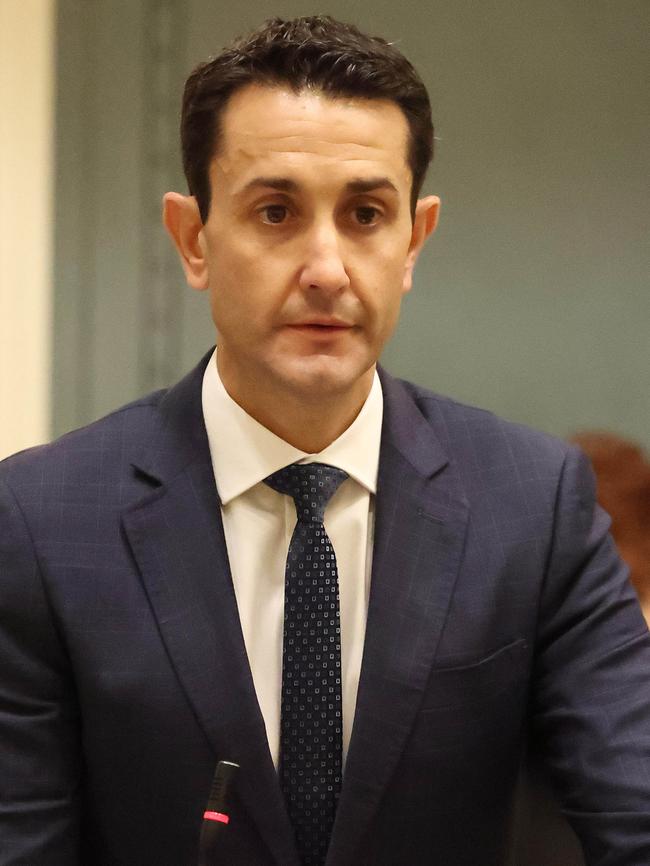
[201,349,383,769]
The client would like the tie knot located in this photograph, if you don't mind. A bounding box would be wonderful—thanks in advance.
[264,462,348,523]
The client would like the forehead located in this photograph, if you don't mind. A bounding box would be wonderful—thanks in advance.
[213,83,411,191]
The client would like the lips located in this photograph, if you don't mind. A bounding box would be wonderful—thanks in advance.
[289,319,351,328]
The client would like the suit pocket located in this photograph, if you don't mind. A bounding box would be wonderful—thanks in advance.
[419,637,529,712]
[403,638,529,760]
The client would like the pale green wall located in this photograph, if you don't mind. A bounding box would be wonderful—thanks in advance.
[54,0,650,445]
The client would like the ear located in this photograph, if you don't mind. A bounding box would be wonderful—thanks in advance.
[162,192,209,291]
[402,195,440,294]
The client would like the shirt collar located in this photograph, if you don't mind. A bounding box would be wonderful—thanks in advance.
[201,349,383,505]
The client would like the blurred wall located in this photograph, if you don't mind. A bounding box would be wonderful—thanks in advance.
[0,0,54,459]
[53,0,649,444]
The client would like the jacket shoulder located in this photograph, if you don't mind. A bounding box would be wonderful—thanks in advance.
[396,377,574,469]
[0,389,168,489]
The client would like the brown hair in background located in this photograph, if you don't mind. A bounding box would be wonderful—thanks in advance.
[572,432,650,618]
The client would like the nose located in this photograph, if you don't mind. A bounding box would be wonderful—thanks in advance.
[298,223,350,294]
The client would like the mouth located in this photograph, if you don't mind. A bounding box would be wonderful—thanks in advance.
[287,319,353,330]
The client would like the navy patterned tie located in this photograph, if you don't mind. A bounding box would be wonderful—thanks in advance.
[264,462,349,866]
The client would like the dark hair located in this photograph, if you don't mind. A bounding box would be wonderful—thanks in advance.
[180,16,434,222]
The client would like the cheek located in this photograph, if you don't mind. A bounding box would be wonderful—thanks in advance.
[368,279,409,346]
[363,237,410,282]
[361,256,409,312]
[381,293,405,333]
[208,263,285,341]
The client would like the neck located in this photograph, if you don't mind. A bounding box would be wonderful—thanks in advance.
[215,356,374,453]
[246,395,368,453]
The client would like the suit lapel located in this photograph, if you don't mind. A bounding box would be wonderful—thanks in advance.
[327,369,470,866]
[122,353,300,866]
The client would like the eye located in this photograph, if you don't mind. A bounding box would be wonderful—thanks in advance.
[259,204,289,225]
[353,206,381,226]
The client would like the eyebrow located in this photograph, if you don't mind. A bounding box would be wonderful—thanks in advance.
[237,176,399,196]
[345,177,399,195]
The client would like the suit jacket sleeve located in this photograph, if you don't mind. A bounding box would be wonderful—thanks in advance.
[531,444,650,865]
[0,475,82,865]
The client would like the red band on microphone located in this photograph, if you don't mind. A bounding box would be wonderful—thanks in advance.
[203,810,230,824]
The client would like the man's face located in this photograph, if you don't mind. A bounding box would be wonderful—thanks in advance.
[190,84,437,409]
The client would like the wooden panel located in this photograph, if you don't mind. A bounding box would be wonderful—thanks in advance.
[53,0,213,436]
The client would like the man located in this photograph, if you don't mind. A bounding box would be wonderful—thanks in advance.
[1,15,649,866]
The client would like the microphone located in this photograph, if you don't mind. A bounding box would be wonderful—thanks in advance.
[198,760,240,866]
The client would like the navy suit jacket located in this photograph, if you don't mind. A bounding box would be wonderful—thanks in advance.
[2,351,650,865]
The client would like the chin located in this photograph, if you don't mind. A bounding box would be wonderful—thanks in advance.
[275,355,372,399]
